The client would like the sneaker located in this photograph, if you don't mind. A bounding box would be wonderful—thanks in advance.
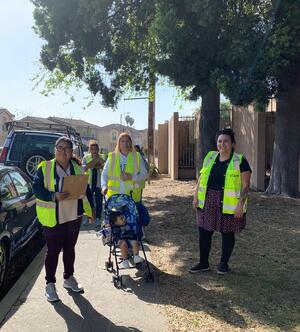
[63,276,84,292]
[82,216,89,226]
[119,259,130,269]
[133,255,144,264]
[45,283,60,302]
[189,263,210,274]
[217,262,229,275]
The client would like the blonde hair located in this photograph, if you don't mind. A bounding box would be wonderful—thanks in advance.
[114,132,133,153]
[89,140,99,151]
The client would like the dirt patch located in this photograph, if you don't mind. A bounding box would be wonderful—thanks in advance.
[143,176,300,332]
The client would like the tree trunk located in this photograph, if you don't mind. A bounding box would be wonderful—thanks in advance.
[198,87,220,171]
[266,67,300,197]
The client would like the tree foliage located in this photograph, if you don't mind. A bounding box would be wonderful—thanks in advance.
[152,0,300,196]
[152,1,265,100]
[32,0,157,107]
[32,0,300,110]
[32,0,300,195]
[219,0,300,107]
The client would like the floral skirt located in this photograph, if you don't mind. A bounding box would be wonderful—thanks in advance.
[197,189,246,233]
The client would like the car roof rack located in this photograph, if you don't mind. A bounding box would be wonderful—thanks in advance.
[5,120,84,156]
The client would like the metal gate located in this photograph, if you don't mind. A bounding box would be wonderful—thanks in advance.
[178,116,196,179]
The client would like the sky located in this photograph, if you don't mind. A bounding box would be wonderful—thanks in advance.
[0,1,199,130]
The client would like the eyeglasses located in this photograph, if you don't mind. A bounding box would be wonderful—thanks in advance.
[55,146,73,152]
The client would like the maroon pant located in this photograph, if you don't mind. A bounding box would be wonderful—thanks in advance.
[43,218,81,284]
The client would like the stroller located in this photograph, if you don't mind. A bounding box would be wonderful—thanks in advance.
[100,194,153,288]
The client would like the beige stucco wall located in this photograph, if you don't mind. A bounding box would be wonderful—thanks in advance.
[96,127,148,153]
[232,105,266,190]
[0,110,14,146]
[168,112,179,180]
[157,123,168,173]
[96,129,118,152]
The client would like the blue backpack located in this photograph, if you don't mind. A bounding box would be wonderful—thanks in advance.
[136,202,151,226]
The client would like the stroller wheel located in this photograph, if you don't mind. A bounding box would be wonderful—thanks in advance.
[135,262,143,269]
[105,260,113,272]
[112,275,122,289]
[144,272,154,283]
[120,275,126,288]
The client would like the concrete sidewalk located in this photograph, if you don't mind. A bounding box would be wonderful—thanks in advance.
[0,227,166,332]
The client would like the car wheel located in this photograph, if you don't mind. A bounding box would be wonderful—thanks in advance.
[21,150,52,178]
[0,242,7,290]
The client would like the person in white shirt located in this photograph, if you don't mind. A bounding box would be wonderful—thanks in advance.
[101,133,147,268]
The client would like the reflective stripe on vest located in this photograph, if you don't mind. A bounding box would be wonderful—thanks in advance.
[36,159,92,227]
[197,151,247,215]
[107,151,142,202]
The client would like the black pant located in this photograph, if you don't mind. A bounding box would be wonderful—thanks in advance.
[198,227,235,266]
[43,218,81,283]
[91,187,103,219]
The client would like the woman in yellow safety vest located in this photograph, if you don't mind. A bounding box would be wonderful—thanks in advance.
[33,137,95,302]
[101,132,148,202]
[189,128,251,275]
[101,132,148,269]
[82,140,105,226]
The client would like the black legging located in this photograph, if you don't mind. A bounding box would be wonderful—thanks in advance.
[198,227,235,266]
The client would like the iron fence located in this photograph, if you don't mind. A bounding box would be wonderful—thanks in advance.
[178,116,195,168]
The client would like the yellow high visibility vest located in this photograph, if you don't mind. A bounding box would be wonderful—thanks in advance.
[36,159,92,227]
[107,151,142,202]
[197,151,247,214]
[83,153,104,188]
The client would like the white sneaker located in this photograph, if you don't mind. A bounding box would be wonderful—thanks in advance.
[119,259,130,269]
[133,255,144,264]
[63,276,84,293]
[45,283,60,302]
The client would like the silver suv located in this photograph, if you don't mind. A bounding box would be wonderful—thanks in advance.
[0,121,83,178]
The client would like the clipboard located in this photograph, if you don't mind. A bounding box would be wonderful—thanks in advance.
[85,157,104,169]
[61,174,89,200]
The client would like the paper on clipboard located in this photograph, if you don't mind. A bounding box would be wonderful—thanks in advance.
[85,157,103,169]
[62,174,89,200]
[85,158,98,168]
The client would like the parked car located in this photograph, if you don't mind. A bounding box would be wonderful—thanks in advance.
[0,121,83,178]
[0,165,39,289]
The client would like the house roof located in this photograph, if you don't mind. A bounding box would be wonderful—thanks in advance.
[20,116,58,125]
[19,116,146,132]
[48,116,101,129]
[101,123,146,133]
[0,108,15,118]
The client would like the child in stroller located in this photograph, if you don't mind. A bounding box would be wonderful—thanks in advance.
[109,206,144,269]
[99,194,153,287]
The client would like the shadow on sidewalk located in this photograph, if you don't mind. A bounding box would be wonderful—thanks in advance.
[53,292,142,332]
